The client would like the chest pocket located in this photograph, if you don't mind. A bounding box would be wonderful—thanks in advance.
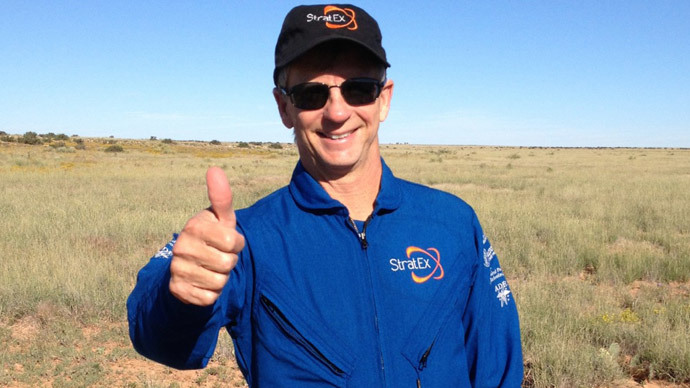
[401,256,476,387]
[253,278,357,387]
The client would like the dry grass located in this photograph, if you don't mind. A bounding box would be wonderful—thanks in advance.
[1,137,689,387]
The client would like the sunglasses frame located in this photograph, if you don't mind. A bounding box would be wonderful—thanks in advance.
[280,77,386,110]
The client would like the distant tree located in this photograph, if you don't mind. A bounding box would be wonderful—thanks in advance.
[161,138,174,144]
[210,140,222,145]
[237,141,250,148]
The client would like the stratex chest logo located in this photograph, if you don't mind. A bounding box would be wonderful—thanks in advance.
[390,246,444,284]
[306,6,358,30]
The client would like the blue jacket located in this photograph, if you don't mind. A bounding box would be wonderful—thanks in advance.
[127,160,523,387]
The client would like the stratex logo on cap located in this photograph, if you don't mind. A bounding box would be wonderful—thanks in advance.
[306,6,358,30]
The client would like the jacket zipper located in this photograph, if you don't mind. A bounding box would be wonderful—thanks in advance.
[348,215,371,249]
[260,295,345,376]
[347,215,387,385]
[416,345,433,388]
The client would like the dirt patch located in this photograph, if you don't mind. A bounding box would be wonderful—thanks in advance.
[10,316,41,342]
[106,357,247,387]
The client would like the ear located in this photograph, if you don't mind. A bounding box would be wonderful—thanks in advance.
[377,79,394,122]
[273,88,295,129]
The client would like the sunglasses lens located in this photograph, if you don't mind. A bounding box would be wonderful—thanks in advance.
[285,78,383,110]
[290,83,329,110]
[341,79,381,106]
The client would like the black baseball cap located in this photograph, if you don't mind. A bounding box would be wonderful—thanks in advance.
[273,4,390,85]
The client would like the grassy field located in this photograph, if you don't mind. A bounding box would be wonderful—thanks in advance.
[1,136,688,387]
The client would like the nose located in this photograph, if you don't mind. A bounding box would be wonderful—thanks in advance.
[322,86,352,123]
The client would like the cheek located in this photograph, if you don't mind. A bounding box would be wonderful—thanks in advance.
[293,110,320,131]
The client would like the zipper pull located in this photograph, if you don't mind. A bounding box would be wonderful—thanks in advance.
[420,346,431,369]
[347,217,370,249]
[416,344,432,387]
[359,229,369,249]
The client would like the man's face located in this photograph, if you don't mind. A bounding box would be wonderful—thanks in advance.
[274,46,393,180]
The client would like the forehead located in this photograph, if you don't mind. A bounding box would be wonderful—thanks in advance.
[286,42,382,85]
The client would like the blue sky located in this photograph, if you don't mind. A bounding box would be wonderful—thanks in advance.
[1,1,688,147]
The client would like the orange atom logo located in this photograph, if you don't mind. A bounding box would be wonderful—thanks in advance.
[406,246,444,284]
[324,6,357,30]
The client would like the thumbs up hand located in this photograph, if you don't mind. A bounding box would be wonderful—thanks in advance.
[169,167,246,306]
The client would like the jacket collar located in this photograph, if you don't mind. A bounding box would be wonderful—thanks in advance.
[288,159,402,215]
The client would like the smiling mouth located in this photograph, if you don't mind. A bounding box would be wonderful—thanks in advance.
[319,130,354,140]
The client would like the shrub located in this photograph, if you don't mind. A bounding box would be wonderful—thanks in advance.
[104,145,124,153]
[55,133,69,141]
[210,140,222,145]
[269,142,283,149]
[161,138,174,144]
[20,132,42,145]
[1,135,15,143]
[237,141,250,148]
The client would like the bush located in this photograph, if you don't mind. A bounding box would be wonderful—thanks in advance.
[104,145,124,153]
[269,142,283,149]
[237,141,250,148]
[210,140,222,145]
[1,135,15,143]
[20,132,42,145]
[161,138,174,144]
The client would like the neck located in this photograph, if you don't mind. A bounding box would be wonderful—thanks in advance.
[315,158,382,221]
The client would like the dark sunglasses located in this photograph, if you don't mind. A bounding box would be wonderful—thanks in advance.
[280,77,386,110]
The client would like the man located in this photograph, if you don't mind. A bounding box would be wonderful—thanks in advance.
[128,4,523,387]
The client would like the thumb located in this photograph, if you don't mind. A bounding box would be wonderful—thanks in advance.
[206,166,236,223]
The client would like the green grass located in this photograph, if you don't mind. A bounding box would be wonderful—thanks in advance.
[1,139,689,386]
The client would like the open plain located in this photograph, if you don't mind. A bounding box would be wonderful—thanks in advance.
[1,136,688,387]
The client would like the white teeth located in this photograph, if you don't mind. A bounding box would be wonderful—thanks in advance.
[328,132,351,140]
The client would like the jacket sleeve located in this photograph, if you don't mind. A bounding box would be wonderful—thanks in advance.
[126,234,241,369]
[462,215,524,387]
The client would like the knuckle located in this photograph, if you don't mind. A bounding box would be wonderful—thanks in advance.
[217,253,237,273]
[234,233,246,252]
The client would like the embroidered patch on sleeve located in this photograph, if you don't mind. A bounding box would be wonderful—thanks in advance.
[482,233,512,308]
[153,238,177,259]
